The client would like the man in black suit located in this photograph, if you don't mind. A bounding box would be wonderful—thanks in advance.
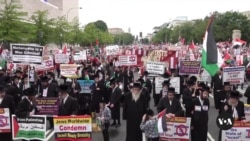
[211,69,223,109]
[39,76,58,98]
[0,85,15,141]
[58,84,78,116]
[157,87,183,116]
[109,78,122,127]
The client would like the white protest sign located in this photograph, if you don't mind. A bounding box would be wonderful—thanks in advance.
[146,61,165,75]
[160,117,191,141]
[105,45,119,55]
[60,64,79,78]
[119,55,137,66]
[33,55,54,71]
[170,77,180,94]
[223,66,245,84]
[55,54,69,64]
[222,121,250,141]
[155,77,168,94]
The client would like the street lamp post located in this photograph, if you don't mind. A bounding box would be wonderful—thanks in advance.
[66,7,82,21]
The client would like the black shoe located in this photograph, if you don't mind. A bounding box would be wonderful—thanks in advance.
[111,123,116,126]
[115,124,121,128]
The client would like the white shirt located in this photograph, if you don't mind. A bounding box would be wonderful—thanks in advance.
[169,100,172,106]
[0,98,3,105]
[63,95,69,104]
[199,96,204,106]
[232,107,238,119]
[42,88,48,97]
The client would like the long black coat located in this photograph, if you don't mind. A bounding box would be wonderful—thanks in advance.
[6,84,21,105]
[192,97,210,141]
[15,98,37,118]
[123,92,147,141]
[58,96,78,116]
[39,83,58,98]
[0,95,15,141]
[157,97,183,116]
[211,74,223,108]
[216,90,230,113]
[182,87,196,117]
[110,87,122,119]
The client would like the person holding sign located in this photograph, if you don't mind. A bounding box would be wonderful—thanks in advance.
[0,85,15,141]
[191,86,210,141]
[216,82,232,114]
[157,87,183,116]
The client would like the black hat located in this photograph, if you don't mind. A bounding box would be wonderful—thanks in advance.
[110,78,116,85]
[198,82,206,89]
[146,109,154,116]
[13,75,20,80]
[162,80,170,86]
[59,84,68,92]
[23,86,36,96]
[41,76,49,82]
[187,79,196,86]
[163,72,170,78]
[15,70,23,74]
[132,82,142,88]
[22,74,28,79]
[189,76,197,82]
[0,85,5,92]
[168,87,175,93]
[138,78,144,84]
[202,86,211,93]
[229,90,242,98]
[4,76,11,84]
[47,72,55,77]
[144,71,149,76]
[224,82,230,86]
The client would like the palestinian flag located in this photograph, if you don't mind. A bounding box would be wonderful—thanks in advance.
[201,16,223,76]
[157,109,167,133]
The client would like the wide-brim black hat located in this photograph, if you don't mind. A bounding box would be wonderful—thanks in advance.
[189,76,197,82]
[187,79,196,86]
[110,78,116,85]
[59,84,68,92]
[132,82,142,88]
[41,76,49,82]
[168,87,175,93]
[224,82,230,86]
[202,86,211,93]
[23,86,36,96]
[229,90,242,98]
[162,80,170,86]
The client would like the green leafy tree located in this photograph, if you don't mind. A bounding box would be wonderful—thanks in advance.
[0,0,28,43]
[113,33,134,45]
[152,28,172,44]
[140,38,149,44]
[82,23,99,46]
[94,20,108,32]
[53,16,71,47]
[31,10,55,45]
[67,18,84,45]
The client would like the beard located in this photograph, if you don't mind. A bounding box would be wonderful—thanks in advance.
[132,91,141,102]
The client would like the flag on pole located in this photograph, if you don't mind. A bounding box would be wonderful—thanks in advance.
[62,45,67,54]
[201,15,223,76]
[157,109,167,133]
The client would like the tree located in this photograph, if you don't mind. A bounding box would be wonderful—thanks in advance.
[82,23,99,46]
[140,38,149,44]
[0,0,28,43]
[94,20,108,32]
[67,18,84,45]
[31,10,55,45]
[113,33,134,45]
[151,28,172,44]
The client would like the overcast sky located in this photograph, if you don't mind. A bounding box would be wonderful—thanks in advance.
[79,0,250,36]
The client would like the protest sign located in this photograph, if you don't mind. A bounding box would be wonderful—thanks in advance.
[223,66,245,84]
[33,55,54,71]
[244,104,250,121]
[105,45,119,55]
[119,55,137,66]
[221,121,250,141]
[11,44,44,64]
[146,61,165,74]
[179,61,201,74]
[170,77,180,94]
[0,108,11,133]
[35,98,59,115]
[55,54,69,64]
[160,117,191,141]
[54,116,92,141]
[155,77,168,94]
[77,80,95,94]
[60,64,80,78]
[12,115,46,140]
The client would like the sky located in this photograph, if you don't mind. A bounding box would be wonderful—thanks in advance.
[79,0,250,36]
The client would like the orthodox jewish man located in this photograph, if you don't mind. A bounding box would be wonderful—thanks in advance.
[58,84,78,116]
[123,82,147,141]
[159,80,170,98]
[223,90,245,121]
[191,86,210,141]
[109,78,122,127]
[157,87,183,116]
[216,82,231,114]
[39,76,58,98]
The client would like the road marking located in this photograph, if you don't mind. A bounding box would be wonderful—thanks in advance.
[46,130,55,140]
[207,132,216,141]
[46,129,53,135]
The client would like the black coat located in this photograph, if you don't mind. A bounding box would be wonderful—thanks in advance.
[39,83,58,98]
[192,97,210,141]
[0,95,15,114]
[110,87,122,119]
[15,98,37,118]
[6,84,21,105]
[216,90,230,112]
[157,97,183,116]
[211,74,223,91]
[222,101,245,121]
[123,92,147,141]
[58,96,78,116]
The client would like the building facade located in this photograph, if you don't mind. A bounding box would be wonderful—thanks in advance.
[0,0,79,22]
[108,28,124,35]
